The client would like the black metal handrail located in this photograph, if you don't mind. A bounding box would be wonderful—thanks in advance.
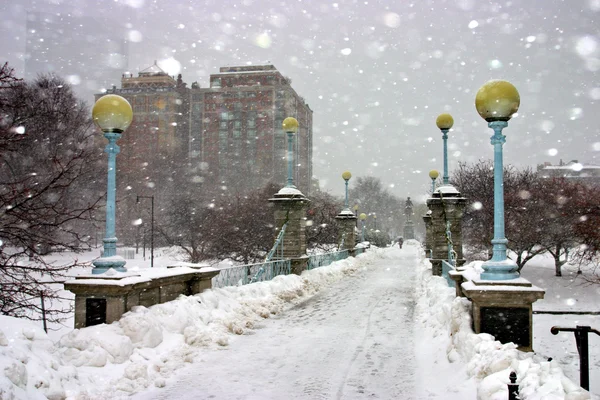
[551,325,600,391]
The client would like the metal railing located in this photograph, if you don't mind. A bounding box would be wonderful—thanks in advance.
[551,325,600,391]
[441,259,456,288]
[338,233,346,251]
[307,250,349,270]
[265,222,287,261]
[212,259,291,288]
[354,247,365,256]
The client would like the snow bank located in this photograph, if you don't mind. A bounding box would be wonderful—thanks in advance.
[0,252,364,398]
[415,256,591,400]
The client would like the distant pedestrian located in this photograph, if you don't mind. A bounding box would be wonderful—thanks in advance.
[397,237,403,249]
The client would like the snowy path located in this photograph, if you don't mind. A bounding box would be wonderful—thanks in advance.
[135,247,419,400]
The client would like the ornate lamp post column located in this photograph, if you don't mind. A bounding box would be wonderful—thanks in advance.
[429,170,439,193]
[476,80,521,280]
[91,95,133,274]
[342,171,352,210]
[436,113,454,185]
[283,117,298,188]
[359,213,367,242]
[353,204,359,227]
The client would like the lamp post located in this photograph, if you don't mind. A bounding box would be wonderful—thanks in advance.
[91,94,133,274]
[373,213,377,230]
[282,117,299,188]
[342,171,352,210]
[429,170,439,193]
[436,113,454,185]
[476,79,520,280]
[136,195,154,269]
[359,213,367,242]
[353,204,359,227]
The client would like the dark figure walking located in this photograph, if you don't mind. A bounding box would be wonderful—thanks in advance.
[397,237,404,249]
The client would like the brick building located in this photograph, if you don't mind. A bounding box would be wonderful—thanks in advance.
[97,63,313,244]
[191,65,313,194]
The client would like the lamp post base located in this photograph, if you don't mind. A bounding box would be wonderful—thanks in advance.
[480,258,519,280]
[92,257,127,275]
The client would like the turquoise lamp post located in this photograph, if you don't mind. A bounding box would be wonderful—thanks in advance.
[282,117,299,188]
[342,171,352,210]
[359,212,367,242]
[436,113,454,185]
[429,169,439,193]
[476,80,521,280]
[91,94,133,274]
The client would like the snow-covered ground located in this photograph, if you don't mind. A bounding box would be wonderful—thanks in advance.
[0,243,597,399]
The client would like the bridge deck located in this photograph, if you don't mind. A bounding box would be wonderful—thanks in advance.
[135,247,419,399]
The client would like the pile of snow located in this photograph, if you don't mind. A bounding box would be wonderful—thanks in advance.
[415,256,591,400]
[0,254,363,399]
[0,245,592,399]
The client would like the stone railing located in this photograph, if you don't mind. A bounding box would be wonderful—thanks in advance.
[65,267,219,329]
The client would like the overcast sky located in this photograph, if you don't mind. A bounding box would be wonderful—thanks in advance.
[1,0,599,201]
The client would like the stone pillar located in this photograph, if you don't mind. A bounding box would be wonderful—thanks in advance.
[269,187,310,273]
[462,278,545,352]
[422,212,432,258]
[426,185,466,275]
[335,210,357,252]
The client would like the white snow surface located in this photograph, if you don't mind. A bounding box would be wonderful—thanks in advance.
[0,244,593,399]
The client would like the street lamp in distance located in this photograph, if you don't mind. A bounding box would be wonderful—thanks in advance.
[136,195,155,269]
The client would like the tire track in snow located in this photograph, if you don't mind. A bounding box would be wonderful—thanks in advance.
[335,288,390,400]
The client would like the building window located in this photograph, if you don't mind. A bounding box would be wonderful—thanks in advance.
[234,102,242,111]
[212,78,221,88]
[220,121,228,129]
[234,121,241,129]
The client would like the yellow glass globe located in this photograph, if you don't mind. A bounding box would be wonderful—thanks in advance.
[436,113,454,130]
[429,170,439,179]
[92,94,133,133]
[282,117,299,133]
[359,213,367,220]
[342,171,352,181]
[475,80,520,121]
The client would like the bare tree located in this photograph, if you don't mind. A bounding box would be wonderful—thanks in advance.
[159,182,278,264]
[569,184,600,272]
[0,66,104,322]
[349,176,404,238]
[306,190,343,250]
[452,161,547,270]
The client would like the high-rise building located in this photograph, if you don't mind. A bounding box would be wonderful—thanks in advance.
[193,65,313,194]
[97,63,313,244]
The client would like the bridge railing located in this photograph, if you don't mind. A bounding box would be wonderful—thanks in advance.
[212,247,362,289]
[441,259,456,288]
[307,250,350,270]
[212,259,291,288]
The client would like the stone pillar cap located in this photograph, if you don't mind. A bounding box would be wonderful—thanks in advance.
[336,209,357,219]
[269,186,310,202]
